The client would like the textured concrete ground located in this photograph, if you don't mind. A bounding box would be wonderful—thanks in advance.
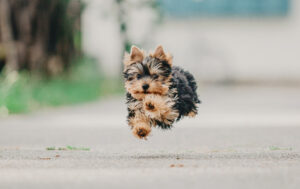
[0,86,300,189]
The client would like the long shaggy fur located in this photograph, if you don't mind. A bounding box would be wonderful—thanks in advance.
[123,45,200,139]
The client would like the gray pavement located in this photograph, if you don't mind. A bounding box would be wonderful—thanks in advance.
[0,86,300,189]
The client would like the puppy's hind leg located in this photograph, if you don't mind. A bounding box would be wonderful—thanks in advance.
[187,110,197,117]
[186,102,199,118]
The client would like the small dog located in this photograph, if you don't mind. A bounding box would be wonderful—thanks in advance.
[123,45,200,139]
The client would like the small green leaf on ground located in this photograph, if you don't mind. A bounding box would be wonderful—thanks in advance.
[46,146,90,151]
[269,146,292,151]
[46,147,56,150]
[58,147,67,151]
[66,146,90,151]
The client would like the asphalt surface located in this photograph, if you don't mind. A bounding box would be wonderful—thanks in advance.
[0,86,300,189]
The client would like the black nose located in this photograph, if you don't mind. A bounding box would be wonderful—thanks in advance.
[142,84,149,90]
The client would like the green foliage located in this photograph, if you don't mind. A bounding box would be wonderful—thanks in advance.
[46,147,56,150]
[66,145,90,151]
[269,146,292,151]
[46,146,90,151]
[0,57,123,114]
[3,77,32,113]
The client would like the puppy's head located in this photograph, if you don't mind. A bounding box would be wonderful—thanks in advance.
[123,45,173,100]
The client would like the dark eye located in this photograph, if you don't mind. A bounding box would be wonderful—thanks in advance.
[152,74,159,79]
[137,74,142,79]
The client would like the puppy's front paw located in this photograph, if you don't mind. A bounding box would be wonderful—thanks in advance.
[132,124,151,139]
[145,102,155,111]
[143,94,171,119]
[143,94,163,115]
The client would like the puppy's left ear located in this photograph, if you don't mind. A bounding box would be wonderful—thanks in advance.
[152,45,173,66]
[153,45,166,60]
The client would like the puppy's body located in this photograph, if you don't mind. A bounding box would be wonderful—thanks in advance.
[170,66,200,120]
[123,46,200,139]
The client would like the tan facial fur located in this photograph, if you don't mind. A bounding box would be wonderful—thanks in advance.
[123,45,173,100]
[125,78,170,100]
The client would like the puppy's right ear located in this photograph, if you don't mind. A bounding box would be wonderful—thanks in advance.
[123,46,144,67]
[130,46,144,62]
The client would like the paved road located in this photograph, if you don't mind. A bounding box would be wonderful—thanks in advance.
[0,86,300,189]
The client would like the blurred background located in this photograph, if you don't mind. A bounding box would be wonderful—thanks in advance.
[0,0,299,114]
[1,1,300,188]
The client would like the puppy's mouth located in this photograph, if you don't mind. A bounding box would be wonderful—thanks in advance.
[135,91,162,95]
[134,90,151,95]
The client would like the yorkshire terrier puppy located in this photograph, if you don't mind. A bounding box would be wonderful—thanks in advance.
[123,45,200,139]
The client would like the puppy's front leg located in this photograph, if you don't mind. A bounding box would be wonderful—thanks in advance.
[128,112,151,139]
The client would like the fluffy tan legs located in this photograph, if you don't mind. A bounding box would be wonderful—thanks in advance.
[128,112,152,139]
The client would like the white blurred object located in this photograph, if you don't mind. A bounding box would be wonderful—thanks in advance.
[82,0,157,77]
[82,0,300,83]
[82,0,121,76]
[154,0,300,83]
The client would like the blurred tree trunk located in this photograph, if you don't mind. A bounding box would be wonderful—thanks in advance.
[0,0,18,72]
[0,0,82,76]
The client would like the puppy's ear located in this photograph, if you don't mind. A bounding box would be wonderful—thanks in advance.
[130,46,144,62]
[153,45,166,60]
[123,46,144,67]
[152,45,173,66]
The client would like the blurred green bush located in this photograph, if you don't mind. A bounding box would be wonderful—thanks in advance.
[0,57,123,114]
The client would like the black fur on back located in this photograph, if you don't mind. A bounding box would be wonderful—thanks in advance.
[169,66,200,121]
